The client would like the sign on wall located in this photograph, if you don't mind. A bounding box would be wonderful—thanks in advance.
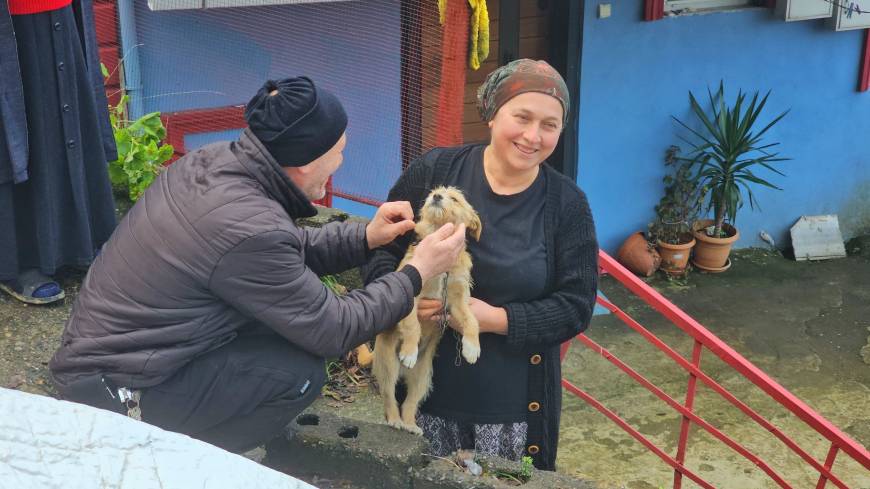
[776,0,833,21]
[831,0,870,30]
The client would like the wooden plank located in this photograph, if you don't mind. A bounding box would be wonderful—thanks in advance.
[423,83,485,108]
[419,121,488,148]
[105,86,122,108]
[454,101,484,124]
[422,102,481,129]
[645,0,664,21]
[518,36,548,59]
[418,0,549,147]
[488,0,548,21]
[421,16,547,47]
[462,122,489,143]
[93,2,118,46]
[426,0,545,48]
[520,0,546,18]
[518,16,549,39]
[861,29,870,92]
[99,45,120,86]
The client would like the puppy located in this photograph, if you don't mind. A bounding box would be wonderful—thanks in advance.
[372,186,482,435]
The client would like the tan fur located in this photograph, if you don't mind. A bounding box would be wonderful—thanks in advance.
[372,186,482,435]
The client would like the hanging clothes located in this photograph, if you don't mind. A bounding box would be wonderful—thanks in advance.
[438,0,490,70]
[467,0,489,70]
[0,0,117,280]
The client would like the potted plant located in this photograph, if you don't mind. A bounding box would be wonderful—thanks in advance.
[648,146,704,275]
[672,82,788,272]
[616,230,661,277]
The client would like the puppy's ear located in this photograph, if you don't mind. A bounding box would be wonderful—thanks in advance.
[468,212,483,241]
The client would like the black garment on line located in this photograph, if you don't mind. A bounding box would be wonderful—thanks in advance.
[0,6,116,281]
[421,144,548,424]
[57,326,326,453]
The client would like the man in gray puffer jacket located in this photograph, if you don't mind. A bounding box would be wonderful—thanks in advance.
[49,77,467,453]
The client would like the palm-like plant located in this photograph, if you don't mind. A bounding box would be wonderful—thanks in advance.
[673,82,789,238]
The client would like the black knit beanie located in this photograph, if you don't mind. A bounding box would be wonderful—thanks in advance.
[244,77,348,167]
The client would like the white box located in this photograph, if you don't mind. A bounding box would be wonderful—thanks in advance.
[790,215,848,261]
[830,0,870,31]
[776,0,833,21]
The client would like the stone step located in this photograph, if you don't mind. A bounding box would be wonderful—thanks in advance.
[264,409,599,489]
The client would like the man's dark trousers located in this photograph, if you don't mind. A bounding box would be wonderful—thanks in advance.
[63,326,326,453]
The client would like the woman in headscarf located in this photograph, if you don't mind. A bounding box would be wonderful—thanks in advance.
[364,59,598,470]
[0,0,117,304]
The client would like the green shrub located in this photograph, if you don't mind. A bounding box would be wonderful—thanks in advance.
[102,63,173,201]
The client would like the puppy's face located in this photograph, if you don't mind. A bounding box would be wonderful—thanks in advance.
[417,186,482,241]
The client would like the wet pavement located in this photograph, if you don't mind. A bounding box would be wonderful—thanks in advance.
[557,249,869,488]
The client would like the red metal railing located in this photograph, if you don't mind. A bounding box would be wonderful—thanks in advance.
[560,250,870,489]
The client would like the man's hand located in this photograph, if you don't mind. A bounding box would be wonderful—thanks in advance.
[366,201,416,250]
[407,223,466,282]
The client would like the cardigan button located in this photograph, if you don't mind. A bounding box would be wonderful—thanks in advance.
[527,444,540,455]
[528,401,541,412]
[530,354,542,365]
[62,104,71,112]
[67,139,76,149]
[54,22,62,31]
[58,62,65,71]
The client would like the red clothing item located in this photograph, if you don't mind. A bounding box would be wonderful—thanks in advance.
[8,0,72,15]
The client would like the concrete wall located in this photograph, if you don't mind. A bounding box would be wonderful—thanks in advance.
[578,1,870,251]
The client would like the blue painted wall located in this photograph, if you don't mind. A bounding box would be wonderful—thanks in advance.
[129,0,403,205]
[578,1,870,252]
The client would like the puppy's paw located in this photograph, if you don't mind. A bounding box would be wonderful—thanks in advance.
[401,423,424,436]
[399,349,419,369]
[461,337,481,364]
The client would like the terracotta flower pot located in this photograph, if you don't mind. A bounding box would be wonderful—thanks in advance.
[656,237,696,275]
[692,219,739,272]
[616,232,661,277]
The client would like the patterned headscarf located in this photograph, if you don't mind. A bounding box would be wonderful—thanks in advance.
[476,59,569,123]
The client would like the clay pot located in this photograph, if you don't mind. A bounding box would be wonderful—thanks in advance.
[692,219,739,272]
[616,232,661,277]
[656,236,696,275]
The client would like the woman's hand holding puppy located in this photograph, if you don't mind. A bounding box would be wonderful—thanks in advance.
[407,223,467,282]
[419,297,508,335]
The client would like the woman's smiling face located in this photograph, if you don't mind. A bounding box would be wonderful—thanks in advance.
[487,91,564,174]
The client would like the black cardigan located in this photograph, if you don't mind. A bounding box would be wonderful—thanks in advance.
[363,144,598,470]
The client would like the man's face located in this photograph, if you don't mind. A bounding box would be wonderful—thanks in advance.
[286,133,347,201]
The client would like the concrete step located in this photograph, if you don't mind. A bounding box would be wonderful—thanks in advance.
[264,409,599,489]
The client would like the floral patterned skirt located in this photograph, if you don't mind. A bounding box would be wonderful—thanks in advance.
[416,412,528,461]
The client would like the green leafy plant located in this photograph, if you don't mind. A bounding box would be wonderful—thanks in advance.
[101,63,173,201]
[490,456,534,485]
[672,82,789,238]
[320,275,344,294]
[648,145,706,245]
[519,456,533,481]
